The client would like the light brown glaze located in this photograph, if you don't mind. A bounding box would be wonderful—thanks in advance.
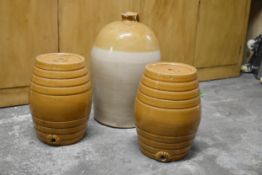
[30,82,91,95]
[29,53,92,146]
[145,62,197,82]
[31,74,89,87]
[35,53,85,71]
[141,75,199,91]
[135,99,201,136]
[36,129,86,146]
[136,128,196,144]
[139,83,200,100]
[33,117,88,129]
[140,147,188,162]
[138,134,193,149]
[136,90,200,109]
[94,12,159,52]
[30,85,92,122]
[135,62,201,162]
[34,123,86,135]
[33,67,88,79]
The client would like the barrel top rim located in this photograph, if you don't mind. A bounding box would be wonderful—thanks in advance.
[145,62,197,77]
[36,53,85,66]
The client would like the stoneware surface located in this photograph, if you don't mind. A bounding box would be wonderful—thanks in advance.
[29,53,92,146]
[91,12,160,128]
[33,67,89,79]
[0,74,262,174]
[135,62,201,162]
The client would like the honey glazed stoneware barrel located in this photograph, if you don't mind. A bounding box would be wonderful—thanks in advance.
[29,53,92,146]
[135,62,201,162]
[91,12,161,128]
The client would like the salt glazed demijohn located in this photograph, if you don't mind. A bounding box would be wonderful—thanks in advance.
[29,53,92,146]
[135,62,201,162]
[91,12,161,128]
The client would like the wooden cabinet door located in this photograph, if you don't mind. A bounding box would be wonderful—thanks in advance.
[195,0,251,80]
[132,0,199,65]
[59,0,199,66]
[0,0,58,107]
[0,0,251,107]
[59,0,250,81]
[59,0,133,66]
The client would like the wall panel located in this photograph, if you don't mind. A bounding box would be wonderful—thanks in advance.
[0,0,58,107]
[59,0,133,66]
[132,0,199,64]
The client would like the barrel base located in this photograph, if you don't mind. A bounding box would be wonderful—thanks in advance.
[94,117,135,129]
[35,129,86,146]
[139,146,188,162]
[136,127,194,162]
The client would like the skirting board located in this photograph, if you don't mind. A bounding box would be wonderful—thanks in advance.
[198,65,241,81]
[0,87,29,107]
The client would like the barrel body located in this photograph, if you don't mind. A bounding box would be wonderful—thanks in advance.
[135,62,201,162]
[91,12,160,128]
[29,53,92,146]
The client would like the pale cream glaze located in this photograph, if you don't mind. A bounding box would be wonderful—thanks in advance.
[92,47,160,128]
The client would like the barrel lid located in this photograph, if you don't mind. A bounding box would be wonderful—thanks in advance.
[35,53,85,71]
[145,62,197,82]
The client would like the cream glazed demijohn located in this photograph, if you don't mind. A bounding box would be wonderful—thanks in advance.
[91,12,161,128]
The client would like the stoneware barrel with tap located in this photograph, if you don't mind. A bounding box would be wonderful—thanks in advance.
[29,53,92,146]
[91,12,161,128]
[135,62,201,162]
